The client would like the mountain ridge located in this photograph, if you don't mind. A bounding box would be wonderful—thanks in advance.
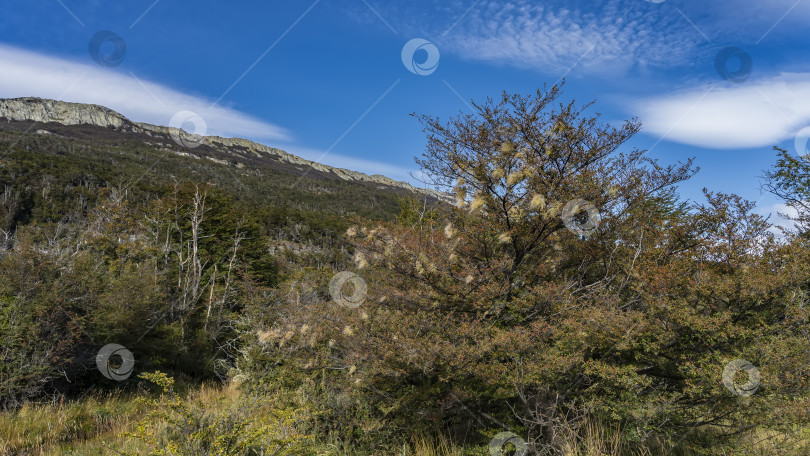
[0,97,448,201]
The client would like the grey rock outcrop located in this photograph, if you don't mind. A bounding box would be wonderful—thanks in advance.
[0,97,127,129]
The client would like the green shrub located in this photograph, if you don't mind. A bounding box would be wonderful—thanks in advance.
[125,371,313,456]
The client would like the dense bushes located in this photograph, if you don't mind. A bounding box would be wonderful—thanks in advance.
[240,85,810,454]
[0,118,380,412]
[3,86,810,454]
[0,174,351,411]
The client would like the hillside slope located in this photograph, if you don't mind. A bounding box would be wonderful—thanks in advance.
[0,97,448,208]
[0,98,449,226]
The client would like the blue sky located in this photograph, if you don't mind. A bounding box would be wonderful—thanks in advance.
[1,0,809,224]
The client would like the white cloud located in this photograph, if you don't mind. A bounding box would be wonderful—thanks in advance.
[0,44,427,185]
[430,0,698,75]
[635,73,810,149]
[382,0,810,77]
[759,202,800,234]
[0,43,291,142]
[384,0,705,75]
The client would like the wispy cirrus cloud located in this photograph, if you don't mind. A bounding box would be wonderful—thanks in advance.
[361,0,810,77]
[0,44,291,142]
[436,0,699,75]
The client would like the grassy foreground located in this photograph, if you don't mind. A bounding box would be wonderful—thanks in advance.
[0,380,799,456]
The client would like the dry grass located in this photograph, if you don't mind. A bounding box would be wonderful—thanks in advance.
[0,381,237,456]
[405,434,460,456]
[557,419,632,456]
[1,387,806,456]
[0,392,145,455]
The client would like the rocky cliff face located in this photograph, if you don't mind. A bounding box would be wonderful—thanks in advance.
[0,97,449,201]
[0,98,128,129]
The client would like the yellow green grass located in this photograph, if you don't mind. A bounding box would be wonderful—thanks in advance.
[0,383,803,456]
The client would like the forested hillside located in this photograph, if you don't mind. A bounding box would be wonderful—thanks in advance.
[2,86,810,455]
[0,108,423,397]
